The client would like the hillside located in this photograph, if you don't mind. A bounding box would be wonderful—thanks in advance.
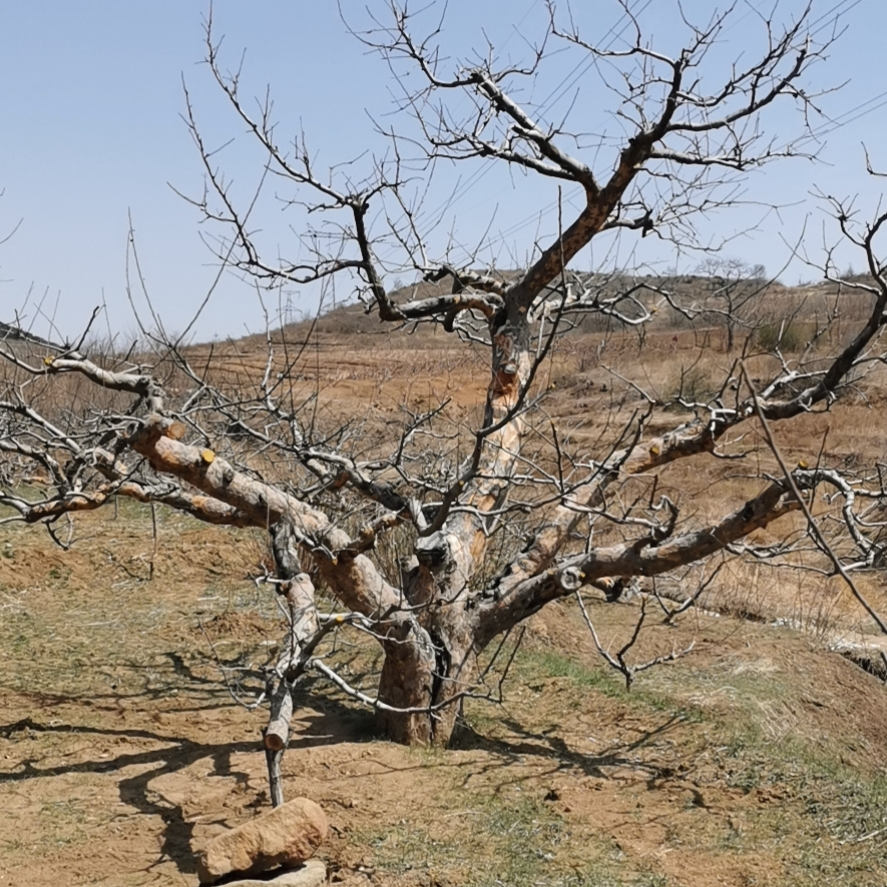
[3,282,887,885]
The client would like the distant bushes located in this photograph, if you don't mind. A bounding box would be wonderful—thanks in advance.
[666,364,720,406]
[756,320,807,352]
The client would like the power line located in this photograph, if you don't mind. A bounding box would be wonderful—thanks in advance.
[450,0,872,261]
[375,0,873,274]
[414,0,649,230]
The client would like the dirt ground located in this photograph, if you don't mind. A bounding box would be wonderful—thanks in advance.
[4,324,887,886]
[3,508,887,887]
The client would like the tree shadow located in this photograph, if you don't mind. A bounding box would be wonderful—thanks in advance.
[0,669,386,869]
[0,716,259,874]
[450,711,690,787]
[287,689,378,748]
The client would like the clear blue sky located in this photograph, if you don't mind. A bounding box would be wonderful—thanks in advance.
[0,0,883,343]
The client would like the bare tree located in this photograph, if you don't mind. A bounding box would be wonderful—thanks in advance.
[695,257,769,351]
[3,1,887,776]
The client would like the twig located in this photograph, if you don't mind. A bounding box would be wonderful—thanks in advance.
[739,361,887,635]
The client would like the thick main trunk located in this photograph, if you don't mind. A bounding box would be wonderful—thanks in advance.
[374,310,528,746]
[375,619,437,744]
[375,600,478,747]
[377,308,534,747]
[375,649,476,746]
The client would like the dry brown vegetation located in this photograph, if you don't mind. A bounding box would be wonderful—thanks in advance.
[287,299,887,629]
[3,310,887,886]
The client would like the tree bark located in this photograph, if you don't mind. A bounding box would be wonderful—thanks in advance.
[374,616,438,744]
[264,741,285,808]
[375,604,478,747]
[265,520,319,752]
[373,304,531,747]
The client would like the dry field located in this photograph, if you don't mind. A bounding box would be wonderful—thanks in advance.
[3,308,887,886]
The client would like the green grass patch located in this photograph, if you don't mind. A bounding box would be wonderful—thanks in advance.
[516,648,705,722]
[518,649,626,695]
[357,786,664,887]
[756,320,808,352]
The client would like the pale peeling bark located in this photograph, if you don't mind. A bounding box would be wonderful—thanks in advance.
[265,519,320,754]
[477,479,800,646]
[372,308,533,742]
[495,416,719,594]
[449,316,530,571]
[128,415,409,620]
[430,144,672,617]
[496,270,887,603]
[376,598,479,746]
[127,414,447,742]
[17,482,255,527]
[508,157,641,311]
[375,617,439,744]
[128,416,331,535]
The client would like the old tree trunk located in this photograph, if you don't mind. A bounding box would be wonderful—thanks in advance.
[373,303,531,744]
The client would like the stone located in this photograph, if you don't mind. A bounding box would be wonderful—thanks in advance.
[197,798,328,885]
[211,858,327,887]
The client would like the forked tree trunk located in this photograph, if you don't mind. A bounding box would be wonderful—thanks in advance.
[374,608,478,747]
[374,558,480,746]
[375,621,438,744]
[374,309,531,746]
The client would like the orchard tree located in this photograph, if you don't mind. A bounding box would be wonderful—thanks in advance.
[695,257,769,351]
[3,1,887,803]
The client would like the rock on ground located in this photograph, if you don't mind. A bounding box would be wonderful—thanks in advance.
[197,798,328,885]
[210,858,327,887]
